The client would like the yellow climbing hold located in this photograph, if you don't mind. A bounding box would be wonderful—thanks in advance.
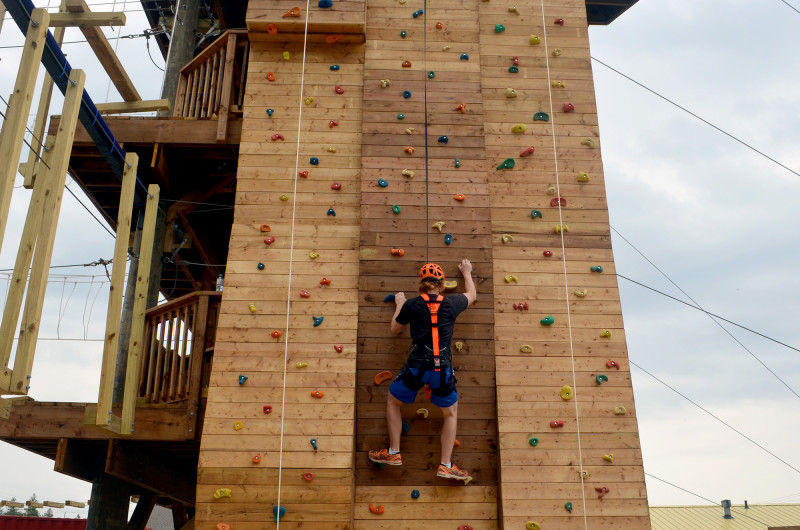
[405,127,415,134]
[304,97,314,105]
[402,169,415,178]
[551,80,565,88]
[296,362,308,368]
[282,51,291,61]
[504,275,518,283]
[416,408,429,419]
[552,48,562,56]
[511,124,527,134]
[546,186,557,195]
[214,488,232,499]
[233,421,243,431]
[501,234,514,243]
[520,344,533,353]
[327,146,337,153]
[309,251,320,259]
[506,88,518,98]
[603,453,614,463]
[574,289,587,297]
[530,35,541,45]
[380,79,391,88]
[248,303,257,314]
[526,522,541,530]
[580,470,590,479]
[442,45,450,51]
[432,221,446,232]
[553,225,569,233]
[600,330,612,338]
[560,385,573,400]
[578,171,590,182]
[508,6,520,14]
[443,280,458,290]
[280,194,290,201]
[454,341,463,352]
[614,406,627,415]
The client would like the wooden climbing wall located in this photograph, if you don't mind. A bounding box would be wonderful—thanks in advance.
[196,0,650,528]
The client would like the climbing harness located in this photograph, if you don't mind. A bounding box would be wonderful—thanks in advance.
[420,293,444,372]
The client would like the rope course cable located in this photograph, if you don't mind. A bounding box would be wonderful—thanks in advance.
[538,4,588,527]
[778,0,800,15]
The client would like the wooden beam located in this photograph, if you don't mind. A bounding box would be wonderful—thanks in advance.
[125,490,156,529]
[94,99,171,115]
[48,11,126,27]
[120,184,160,434]
[55,438,103,482]
[0,8,49,258]
[9,70,86,395]
[0,398,11,420]
[215,32,237,142]
[96,153,138,427]
[50,115,243,145]
[64,0,140,102]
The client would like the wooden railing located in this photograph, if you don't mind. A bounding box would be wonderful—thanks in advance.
[137,291,222,406]
[173,30,249,141]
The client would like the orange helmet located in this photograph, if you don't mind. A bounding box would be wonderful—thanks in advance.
[419,263,445,282]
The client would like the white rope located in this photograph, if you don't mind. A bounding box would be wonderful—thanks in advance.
[539,4,589,527]
[276,0,312,526]
[81,275,95,339]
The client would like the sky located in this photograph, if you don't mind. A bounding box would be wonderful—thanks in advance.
[1,0,799,520]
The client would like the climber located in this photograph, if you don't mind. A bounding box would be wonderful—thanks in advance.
[368,259,477,481]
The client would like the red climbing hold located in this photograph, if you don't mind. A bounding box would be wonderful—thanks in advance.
[331,182,342,190]
[543,250,552,257]
[402,60,412,67]
[596,486,610,499]
[263,405,272,414]
[550,197,567,207]
[563,102,575,112]
[555,17,565,25]
[265,236,275,245]
[320,277,332,285]
[607,360,620,370]
[458,526,474,530]
[513,302,529,311]
[325,35,343,43]
[334,345,344,353]
[512,56,519,65]
[271,133,284,141]
[520,146,535,157]
[329,120,339,128]
[302,472,314,481]
[550,420,565,428]
[334,85,344,94]
[299,289,310,298]
[252,454,261,464]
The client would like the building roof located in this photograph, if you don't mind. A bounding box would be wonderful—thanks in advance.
[586,0,640,25]
[650,504,800,530]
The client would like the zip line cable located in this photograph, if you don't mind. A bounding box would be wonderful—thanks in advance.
[630,360,800,476]
[778,0,800,14]
[591,57,800,179]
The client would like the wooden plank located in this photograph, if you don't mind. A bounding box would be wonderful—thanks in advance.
[48,11,126,27]
[94,99,171,114]
[216,33,237,142]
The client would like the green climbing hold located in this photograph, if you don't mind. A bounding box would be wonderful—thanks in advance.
[533,112,550,122]
[565,502,573,513]
[540,315,554,325]
[509,65,519,73]
[454,158,461,168]
[495,24,506,33]
[596,374,608,385]
[401,30,407,38]
[591,265,604,272]
[531,210,543,219]
[496,158,515,170]
[428,71,435,78]
[392,205,401,214]
[397,113,405,120]
[529,437,539,447]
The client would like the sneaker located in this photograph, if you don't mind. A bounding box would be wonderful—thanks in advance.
[368,448,402,466]
[437,462,469,480]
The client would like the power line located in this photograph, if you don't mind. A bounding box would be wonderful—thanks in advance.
[591,56,800,179]
[778,0,800,14]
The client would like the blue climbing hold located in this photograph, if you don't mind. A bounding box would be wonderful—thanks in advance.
[310,438,318,450]
[330,64,340,71]
[401,30,407,38]
[313,316,324,327]
[428,71,435,78]
[310,157,319,165]
[403,90,411,98]
[267,108,274,116]
[402,421,410,433]
[378,179,389,187]
[327,208,336,216]
[460,53,469,60]
[509,65,519,73]
[238,375,248,385]
[273,506,286,522]
[413,9,423,17]
[397,113,405,120]
[257,262,265,270]
[318,0,332,7]
[383,294,396,303]
[531,210,543,219]
[455,158,461,168]
[438,136,448,143]
[444,234,452,245]
[411,489,420,499]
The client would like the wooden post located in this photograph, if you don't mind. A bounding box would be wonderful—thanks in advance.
[120,184,160,435]
[9,69,86,394]
[159,0,201,115]
[95,152,138,427]
[22,1,67,188]
[0,8,50,257]
[215,33,237,142]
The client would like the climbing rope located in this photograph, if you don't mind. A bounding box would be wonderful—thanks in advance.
[422,0,430,262]
[276,0,312,527]
[538,4,589,527]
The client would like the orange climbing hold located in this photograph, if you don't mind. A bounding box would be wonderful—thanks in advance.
[402,60,412,67]
[374,370,393,385]
[454,194,465,201]
[369,503,385,515]
[325,34,343,43]
[266,72,275,82]
[283,6,301,17]
[391,248,405,256]
[520,146,536,157]
[311,390,324,398]
[329,120,339,128]
[216,524,230,530]
[260,224,271,232]
[404,146,415,154]
[320,277,332,285]
[453,439,461,448]
[436,21,444,29]
[298,170,308,178]
[454,103,466,113]
[266,23,278,35]
[271,330,282,339]
[252,453,261,464]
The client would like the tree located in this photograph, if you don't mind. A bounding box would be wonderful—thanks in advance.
[43,508,54,517]
[23,494,40,517]
[2,497,22,516]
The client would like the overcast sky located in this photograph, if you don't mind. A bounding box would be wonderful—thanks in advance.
[1,0,799,519]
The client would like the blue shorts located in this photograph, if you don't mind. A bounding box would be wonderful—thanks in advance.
[389,365,458,408]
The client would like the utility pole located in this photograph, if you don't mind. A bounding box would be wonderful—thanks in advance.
[159,0,201,114]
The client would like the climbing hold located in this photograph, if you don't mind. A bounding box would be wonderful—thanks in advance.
[282,51,291,61]
[273,506,286,522]
[580,471,590,479]
[550,197,567,207]
[543,250,552,257]
[513,302,528,311]
[443,280,458,290]
[454,342,463,352]
[400,30,407,38]
[238,375,248,385]
[438,136,449,143]
[540,315,554,325]
[546,187,556,195]
[374,371,393,385]
[436,21,444,29]
[390,248,405,256]
[509,6,520,14]
[378,179,389,187]
[560,385,573,400]
[563,102,575,112]
[257,262,265,270]
[596,486,610,499]
[402,422,410,433]
[460,53,469,60]
[252,453,261,464]
[495,24,505,33]
[574,289,587,297]
[596,374,609,385]
[504,275,518,283]
[264,405,272,414]
[325,34,343,44]
[455,103,466,113]
[416,408,429,419]
[565,502,573,512]
[266,23,278,35]
[217,524,230,530]
[260,224,271,232]
[320,277,332,285]
[309,251,320,259]
[392,205,401,214]
[444,234,453,245]
[327,208,336,216]
[512,56,519,65]
[454,159,461,168]
[520,146,535,157]
[552,80,566,88]
[310,438,318,450]
[553,225,569,233]
[603,453,614,463]
[520,345,533,353]
[528,437,539,447]
[412,8,423,17]
[299,289,310,298]
[283,6,301,17]
[533,112,549,122]
[553,48,562,57]
[590,265,603,272]
[582,138,596,147]
[271,133,284,141]
[213,488,232,499]
[298,170,308,178]
[531,210,542,219]
[334,345,344,353]
[454,194,465,201]
[403,90,412,98]
[432,221,446,232]
[502,234,514,243]
[442,45,450,51]
[249,303,257,314]
[508,66,519,73]
[380,79,391,88]
[305,97,315,106]
[233,421,243,430]
[577,171,590,182]
[404,146,415,154]
[302,472,314,481]
[271,330,282,339]
[526,522,541,530]
[369,503,384,515]
[600,330,612,338]
[405,128,414,134]
[267,72,276,82]
[334,85,344,94]
[326,146,337,153]
[506,88,518,98]
[555,17,565,25]
[607,360,620,370]
[402,169,414,178]
[397,113,405,120]
[511,124,527,134]
[497,158,515,170]
[530,35,541,45]
[310,157,319,165]
[614,406,627,415]
[331,182,341,190]
[312,316,324,327]
[267,108,274,116]
[411,489,420,499]
[428,71,435,78]
[402,60,412,67]
[330,64,340,71]
[550,420,565,428]
[311,390,324,398]
[328,120,339,128]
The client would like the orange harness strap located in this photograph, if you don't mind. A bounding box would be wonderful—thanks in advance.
[421,293,445,371]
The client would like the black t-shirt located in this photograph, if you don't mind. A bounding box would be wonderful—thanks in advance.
[395,293,469,349]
